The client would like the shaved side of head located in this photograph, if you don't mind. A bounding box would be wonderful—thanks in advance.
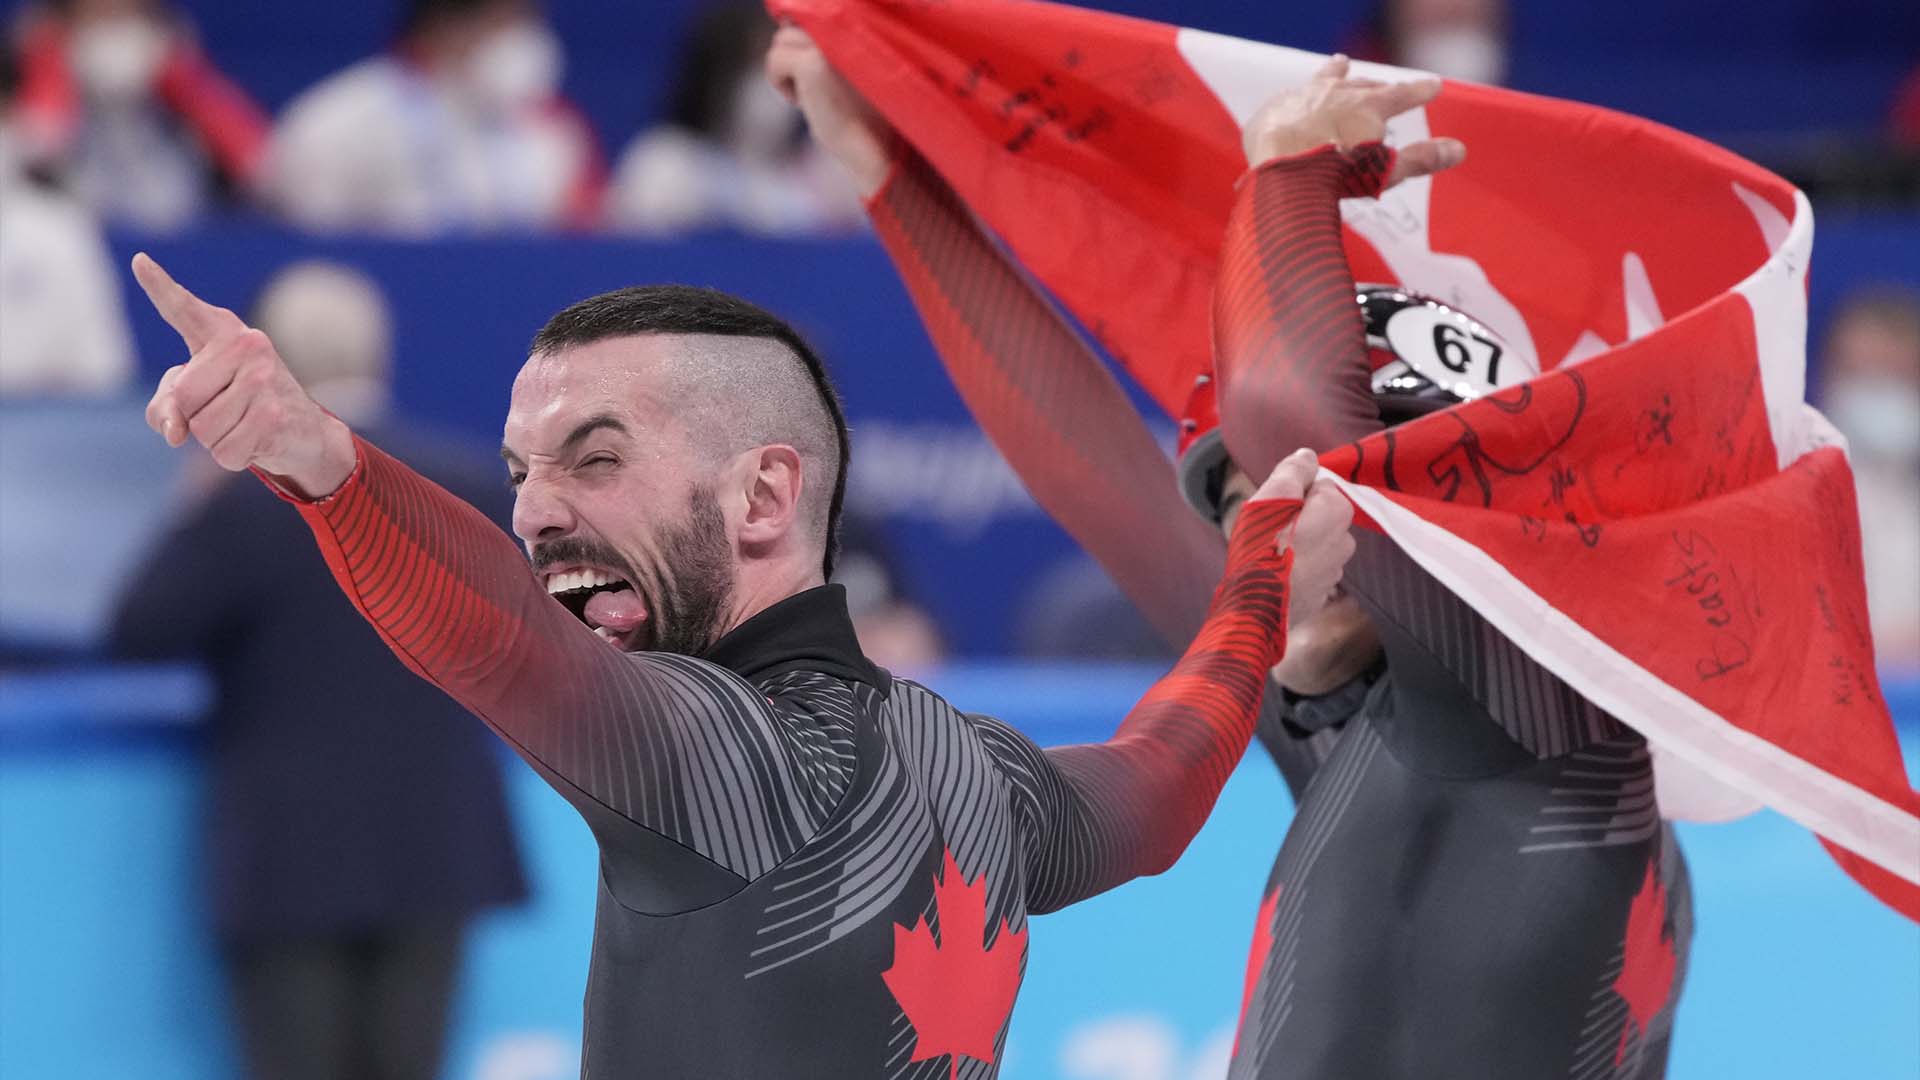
[652,333,842,548]
[528,285,850,576]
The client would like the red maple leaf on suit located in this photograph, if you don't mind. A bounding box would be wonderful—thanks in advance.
[882,847,1027,1079]
[1612,858,1677,1066]
[1233,885,1282,1055]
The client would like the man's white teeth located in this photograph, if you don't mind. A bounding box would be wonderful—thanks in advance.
[546,568,619,595]
[592,626,617,644]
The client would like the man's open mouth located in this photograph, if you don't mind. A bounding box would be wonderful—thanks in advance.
[545,567,650,650]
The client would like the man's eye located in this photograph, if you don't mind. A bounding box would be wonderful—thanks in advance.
[506,473,526,489]
[580,454,617,470]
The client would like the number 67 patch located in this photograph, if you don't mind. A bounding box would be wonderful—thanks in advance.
[1359,284,1535,406]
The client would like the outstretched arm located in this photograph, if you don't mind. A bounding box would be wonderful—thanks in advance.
[154,42,271,190]
[1214,56,1464,476]
[870,153,1228,644]
[978,454,1356,912]
[771,26,1223,647]
[129,255,844,901]
[1215,144,1394,468]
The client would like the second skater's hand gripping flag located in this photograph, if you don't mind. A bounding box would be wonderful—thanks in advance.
[771,0,1920,918]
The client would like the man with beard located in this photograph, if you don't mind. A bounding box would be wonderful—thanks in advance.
[128,249,1355,1077]
[772,30,1691,1079]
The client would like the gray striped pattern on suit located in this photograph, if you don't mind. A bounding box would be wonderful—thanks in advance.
[748,679,1031,981]
[527,652,858,882]
[1347,533,1623,759]
[1524,738,1662,855]
[1230,719,1389,1078]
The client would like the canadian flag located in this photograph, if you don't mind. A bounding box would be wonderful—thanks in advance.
[772,0,1920,918]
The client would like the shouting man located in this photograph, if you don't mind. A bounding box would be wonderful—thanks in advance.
[131,254,1353,1077]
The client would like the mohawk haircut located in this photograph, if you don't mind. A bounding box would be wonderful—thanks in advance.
[530,285,851,578]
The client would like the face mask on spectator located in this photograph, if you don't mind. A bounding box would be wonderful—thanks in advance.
[1828,376,1920,463]
[67,16,170,104]
[1402,27,1507,86]
[461,21,562,114]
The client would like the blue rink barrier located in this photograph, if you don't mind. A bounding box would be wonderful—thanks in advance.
[1,666,1917,1080]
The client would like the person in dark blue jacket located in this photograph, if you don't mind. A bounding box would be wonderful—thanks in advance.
[109,260,524,1080]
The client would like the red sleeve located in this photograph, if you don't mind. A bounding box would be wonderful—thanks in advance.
[869,152,1228,646]
[266,435,846,884]
[153,45,271,187]
[1894,65,1920,146]
[977,496,1298,911]
[545,98,609,230]
[1213,142,1396,476]
[13,22,81,153]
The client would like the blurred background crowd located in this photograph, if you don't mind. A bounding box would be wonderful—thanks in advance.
[4,0,1917,235]
[2,0,1915,662]
[0,2,1915,1079]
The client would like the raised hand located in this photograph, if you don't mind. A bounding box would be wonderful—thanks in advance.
[765,24,897,199]
[1252,449,1357,627]
[1242,54,1466,189]
[133,253,356,499]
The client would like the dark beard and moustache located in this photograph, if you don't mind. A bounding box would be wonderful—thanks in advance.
[530,483,736,656]
[644,484,735,655]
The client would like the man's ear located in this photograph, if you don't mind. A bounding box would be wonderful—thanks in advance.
[737,444,804,549]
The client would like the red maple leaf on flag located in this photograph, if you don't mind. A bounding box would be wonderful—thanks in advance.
[1612,858,1677,1066]
[882,847,1027,1079]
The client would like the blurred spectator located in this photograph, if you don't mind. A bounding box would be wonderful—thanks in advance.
[108,261,526,1080]
[269,0,602,234]
[608,3,863,234]
[1349,0,1509,85]
[1820,287,1920,667]
[8,0,269,228]
[1016,554,1177,663]
[1894,63,1920,147]
[833,513,946,673]
[0,45,134,396]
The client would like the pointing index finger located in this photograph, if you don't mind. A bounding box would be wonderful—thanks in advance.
[131,252,245,354]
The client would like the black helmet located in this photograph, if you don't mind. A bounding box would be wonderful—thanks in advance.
[1358,283,1516,424]
[1175,284,1520,523]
